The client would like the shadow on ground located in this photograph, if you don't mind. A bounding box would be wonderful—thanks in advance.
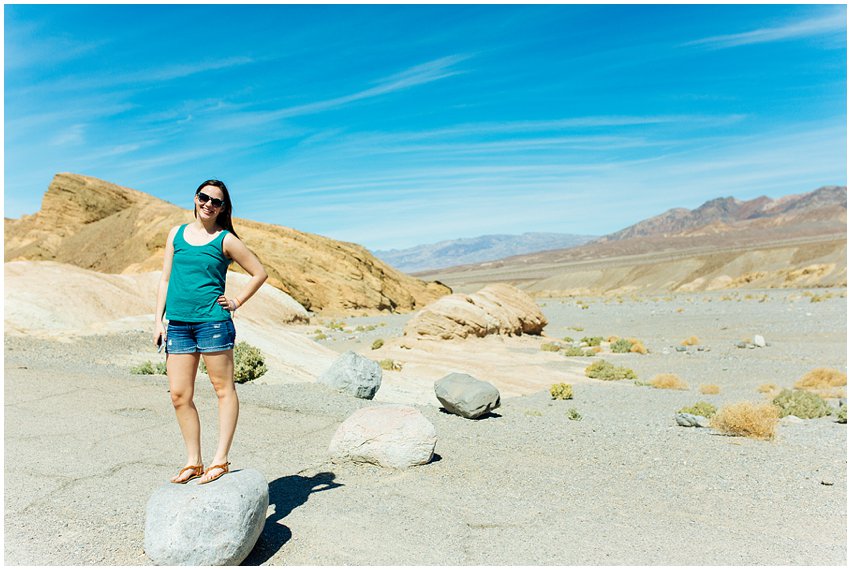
[243,472,342,565]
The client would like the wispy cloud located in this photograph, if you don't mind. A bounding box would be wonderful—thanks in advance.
[684,12,846,49]
[212,55,470,128]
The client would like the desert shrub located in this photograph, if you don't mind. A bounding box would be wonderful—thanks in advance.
[569,326,584,332]
[371,338,385,350]
[757,383,778,394]
[550,383,573,400]
[200,341,268,383]
[566,408,582,421]
[541,342,562,352]
[610,338,633,353]
[591,346,603,354]
[681,336,699,346]
[607,335,620,343]
[131,360,167,375]
[836,405,847,424]
[327,320,346,331]
[585,359,637,381]
[524,409,543,417]
[563,346,586,357]
[314,332,327,340]
[709,402,780,440]
[771,389,832,419]
[355,325,365,332]
[379,359,402,371]
[678,401,717,418]
[581,336,604,347]
[794,368,847,394]
[676,308,684,313]
[650,373,688,390]
[629,339,648,354]
[313,328,322,333]
[699,384,720,395]
[583,349,596,357]
[562,336,574,343]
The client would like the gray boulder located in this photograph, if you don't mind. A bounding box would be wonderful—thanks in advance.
[329,405,437,469]
[144,468,268,565]
[318,351,382,399]
[675,413,710,428]
[434,372,501,419]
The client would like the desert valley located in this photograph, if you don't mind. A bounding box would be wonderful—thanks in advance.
[4,174,847,565]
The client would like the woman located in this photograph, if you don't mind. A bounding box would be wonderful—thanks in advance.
[153,180,267,484]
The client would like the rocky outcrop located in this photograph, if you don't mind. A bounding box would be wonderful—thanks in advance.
[403,283,547,339]
[5,173,450,314]
[328,405,437,469]
[144,468,268,565]
[434,373,501,419]
[318,351,382,399]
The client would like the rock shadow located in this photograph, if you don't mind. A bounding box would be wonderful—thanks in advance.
[243,471,343,565]
[438,407,502,420]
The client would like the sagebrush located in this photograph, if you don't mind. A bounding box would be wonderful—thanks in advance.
[678,401,717,418]
[585,359,637,381]
[550,383,573,400]
[199,341,268,383]
[771,389,832,419]
[650,373,688,390]
[131,360,167,375]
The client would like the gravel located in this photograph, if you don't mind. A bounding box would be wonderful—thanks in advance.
[4,289,846,564]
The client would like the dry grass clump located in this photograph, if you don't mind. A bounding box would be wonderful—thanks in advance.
[379,359,402,371]
[607,335,620,343]
[650,373,689,390]
[757,383,778,394]
[680,336,700,346]
[794,368,847,398]
[585,359,637,381]
[591,346,603,354]
[709,402,779,440]
[629,339,648,354]
[699,384,720,395]
[550,383,573,400]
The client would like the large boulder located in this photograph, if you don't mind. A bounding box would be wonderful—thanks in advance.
[403,283,547,339]
[317,351,382,399]
[434,373,501,419]
[329,405,437,469]
[144,468,268,565]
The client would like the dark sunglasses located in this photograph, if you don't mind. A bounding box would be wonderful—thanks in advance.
[196,191,225,208]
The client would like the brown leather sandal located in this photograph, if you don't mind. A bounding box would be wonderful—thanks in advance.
[199,462,230,484]
[171,464,204,484]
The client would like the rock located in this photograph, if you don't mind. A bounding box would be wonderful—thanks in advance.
[661,348,671,355]
[434,372,501,419]
[144,468,268,565]
[329,405,437,469]
[821,480,835,486]
[675,413,710,428]
[675,346,687,352]
[403,283,547,340]
[318,351,382,399]
[781,415,804,424]
[735,342,747,349]
[753,334,766,347]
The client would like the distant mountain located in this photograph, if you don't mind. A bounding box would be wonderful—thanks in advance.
[372,232,597,273]
[599,186,847,242]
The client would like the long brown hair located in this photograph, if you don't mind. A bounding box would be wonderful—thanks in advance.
[194,179,239,238]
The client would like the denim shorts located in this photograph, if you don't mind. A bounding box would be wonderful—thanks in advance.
[166,319,236,354]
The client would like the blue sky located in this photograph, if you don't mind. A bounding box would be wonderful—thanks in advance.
[4,4,847,250]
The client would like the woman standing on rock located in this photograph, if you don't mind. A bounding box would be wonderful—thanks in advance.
[153,180,267,484]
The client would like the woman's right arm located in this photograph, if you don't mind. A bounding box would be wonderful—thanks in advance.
[153,226,180,347]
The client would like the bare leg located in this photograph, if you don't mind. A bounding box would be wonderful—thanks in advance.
[199,349,238,482]
[167,352,202,482]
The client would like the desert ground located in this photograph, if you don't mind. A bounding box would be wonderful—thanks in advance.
[4,284,847,565]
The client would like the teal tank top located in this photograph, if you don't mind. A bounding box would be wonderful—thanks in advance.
[165,224,232,322]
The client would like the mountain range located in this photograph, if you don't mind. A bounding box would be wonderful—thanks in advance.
[372,232,597,273]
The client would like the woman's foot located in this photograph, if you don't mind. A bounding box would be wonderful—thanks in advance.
[171,464,204,484]
[199,461,230,484]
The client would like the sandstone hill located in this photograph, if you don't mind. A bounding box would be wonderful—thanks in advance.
[5,173,450,314]
[416,186,847,295]
[403,283,547,339]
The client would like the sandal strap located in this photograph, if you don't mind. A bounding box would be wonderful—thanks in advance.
[205,462,230,473]
[177,465,203,475]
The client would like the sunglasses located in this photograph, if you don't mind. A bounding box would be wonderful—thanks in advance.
[196,191,225,209]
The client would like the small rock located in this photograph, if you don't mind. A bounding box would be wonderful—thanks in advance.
[144,469,268,565]
[329,405,436,469]
[781,415,804,424]
[434,372,501,419]
[735,342,747,349]
[821,480,834,486]
[753,335,766,347]
[675,413,710,428]
[318,351,382,399]
[661,348,671,355]
[675,346,687,352]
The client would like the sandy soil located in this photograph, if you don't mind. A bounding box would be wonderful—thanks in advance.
[3,290,847,565]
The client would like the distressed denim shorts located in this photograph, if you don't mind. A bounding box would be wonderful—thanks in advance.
[166,319,236,354]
